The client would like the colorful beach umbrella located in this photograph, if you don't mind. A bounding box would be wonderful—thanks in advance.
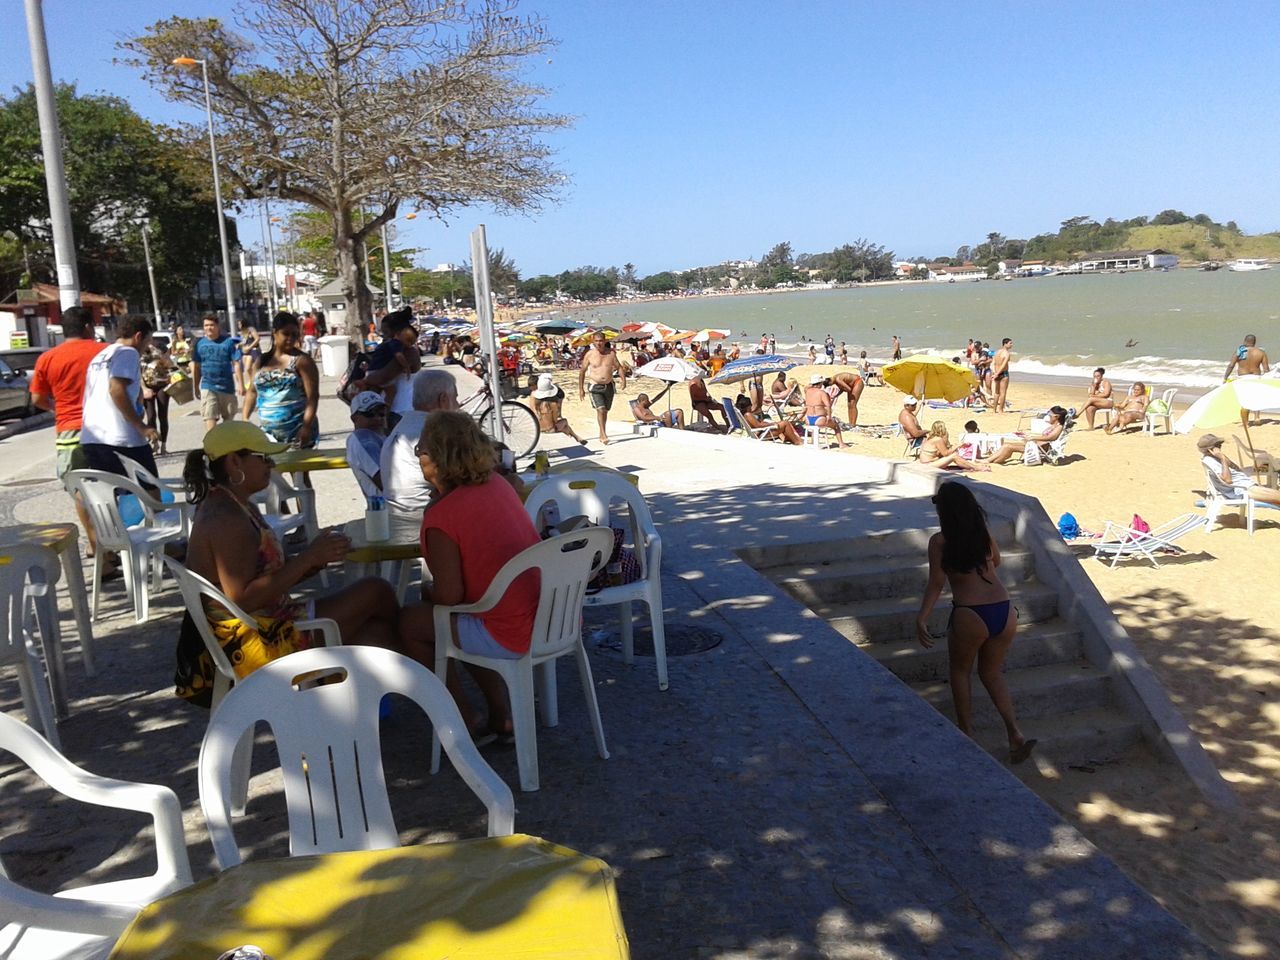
[882,354,977,403]
[690,328,731,343]
[635,356,702,418]
[708,353,798,385]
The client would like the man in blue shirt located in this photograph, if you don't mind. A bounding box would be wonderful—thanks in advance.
[192,313,241,431]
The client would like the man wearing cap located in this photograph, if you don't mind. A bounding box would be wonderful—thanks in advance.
[803,374,848,448]
[346,391,389,498]
[899,396,926,448]
[530,374,587,443]
[1199,434,1280,509]
[356,308,421,421]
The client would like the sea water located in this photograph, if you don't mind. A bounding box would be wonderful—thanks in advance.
[575,268,1279,388]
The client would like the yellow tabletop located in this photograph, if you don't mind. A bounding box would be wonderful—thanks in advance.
[109,834,629,960]
[342,519,422,564]
[0,522,78,552]
[273,447,349,472]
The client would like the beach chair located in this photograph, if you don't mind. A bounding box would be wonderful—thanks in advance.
[1092,512,1201,568]
[1042,427,1073,465]
[721,398,774,440]
[430,529,613,792]
[1201,464,1279,535]
[902,434,923,458]
[1233,435,1279,489]
[0,711,192,960]
[1143,387,1177,435]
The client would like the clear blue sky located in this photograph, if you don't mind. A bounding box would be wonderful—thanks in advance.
[4,1,1279,277]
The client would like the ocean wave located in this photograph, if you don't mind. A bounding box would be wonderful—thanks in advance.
[1012,356,1222,387]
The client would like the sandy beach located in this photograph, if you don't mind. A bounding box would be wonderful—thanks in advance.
[541,359,1280,958]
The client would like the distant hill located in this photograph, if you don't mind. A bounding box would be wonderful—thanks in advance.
[1125,223,1280,262]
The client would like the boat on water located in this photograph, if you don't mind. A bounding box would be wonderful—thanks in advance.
[1228,258,1272,272]
[1200,261,1223,271]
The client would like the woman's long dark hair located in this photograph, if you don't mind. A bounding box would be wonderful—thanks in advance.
[183,449,231,504]
[256,311,298,366]
[934,481,992,575]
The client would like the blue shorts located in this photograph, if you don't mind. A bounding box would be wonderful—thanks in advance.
[455,614,522,660]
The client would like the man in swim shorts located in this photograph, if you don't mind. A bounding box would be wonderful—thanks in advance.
[991,338,1013,413]
[578,331,625,444]
[1224,334,1271,427]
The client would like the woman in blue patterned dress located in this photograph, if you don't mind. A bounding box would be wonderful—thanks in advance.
[242,311,319,448]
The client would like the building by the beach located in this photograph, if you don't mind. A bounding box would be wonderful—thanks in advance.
[1064,248,1179,273]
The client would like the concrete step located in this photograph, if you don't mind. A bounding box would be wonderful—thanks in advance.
[740,519,1017,572]
[772,548,1036,605]
[821,583,1060,644]
[963,707,1146,767]
[914,661,1113,723]
[866,618,1084,684]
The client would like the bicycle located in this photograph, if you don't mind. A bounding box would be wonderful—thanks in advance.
[460,376,541,459]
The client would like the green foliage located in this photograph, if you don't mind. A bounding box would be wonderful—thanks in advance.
[639,271,680,293]
[400,268,472,307]
[1152,209,1190,225]
[0,82,233,306]
[797,239,895,282]
[517,274,557,301]
[556,268,616,300]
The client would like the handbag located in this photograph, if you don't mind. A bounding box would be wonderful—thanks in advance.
[165,372,194,404]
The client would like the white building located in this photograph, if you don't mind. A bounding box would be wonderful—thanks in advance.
[1068,249,1179,272]
[928,263,987,282]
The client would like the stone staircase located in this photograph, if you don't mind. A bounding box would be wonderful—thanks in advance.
[746,524,1149,765]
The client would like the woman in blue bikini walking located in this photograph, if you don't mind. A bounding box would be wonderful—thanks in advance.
[916,481,1035,764]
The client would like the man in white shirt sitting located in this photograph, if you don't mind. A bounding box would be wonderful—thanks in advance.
[379,369,460,540]
[79,315,161,477]
[345,391,389,500]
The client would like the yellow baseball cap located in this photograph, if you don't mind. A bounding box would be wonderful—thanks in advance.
[203,421,289,461]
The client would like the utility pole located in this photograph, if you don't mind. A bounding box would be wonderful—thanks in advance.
[23,0,80,309]
[140,223,162,327]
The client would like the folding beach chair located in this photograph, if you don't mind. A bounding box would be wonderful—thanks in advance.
[1091,512,1201,568]
[721,398,773,440]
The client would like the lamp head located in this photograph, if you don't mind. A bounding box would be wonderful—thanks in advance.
[171,57,200,68]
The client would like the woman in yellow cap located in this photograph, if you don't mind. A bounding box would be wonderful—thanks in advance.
[175,421,401,702]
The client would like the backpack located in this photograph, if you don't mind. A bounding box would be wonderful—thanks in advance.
[1057,513,1080,540]
[337,350,372,404]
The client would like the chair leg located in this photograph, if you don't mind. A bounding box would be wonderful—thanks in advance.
[90,551,102,622]
[16,657,60,751]
[229,724,254,817]
[618,600,634,664]
[59,544,96,677]
[130,549,150,623]
[510,666,540,792]
[574,643,609,761]
[29,587,69,719]
[646,594,669,691]
[536,659,559,728]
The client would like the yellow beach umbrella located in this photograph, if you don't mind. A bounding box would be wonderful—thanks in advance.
[881,354,977,402]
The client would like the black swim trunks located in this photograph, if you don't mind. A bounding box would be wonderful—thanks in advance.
[587,381,616,410]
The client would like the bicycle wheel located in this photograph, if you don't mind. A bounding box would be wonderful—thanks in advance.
[480,401,541,459]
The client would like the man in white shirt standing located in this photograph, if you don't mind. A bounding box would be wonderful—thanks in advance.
[79,316,161,477]
[379,369,460,539]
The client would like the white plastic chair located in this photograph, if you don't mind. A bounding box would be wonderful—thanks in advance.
[1233,435,1279,489]
[1143,387,1178,435]
[0,546,63,750]
[430,528,613,793]
[164,556,341,818]
[62,470,184,623]
[0,711,192,960]
[1201,464,1277,535]
[199,646,515,869]
[524,471,669,690]
[1042,427,1073,465]
[256,471,317,544]
[1091,513,1202,568]
[117,455,196,537]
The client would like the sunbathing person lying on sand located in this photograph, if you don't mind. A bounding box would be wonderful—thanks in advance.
[1104,381,1148,434]
[919,422,991,471]
[984,406,1067,464]
[735,395,802,445]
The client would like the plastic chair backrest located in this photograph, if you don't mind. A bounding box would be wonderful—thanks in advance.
[63,469,159,551]
[524,471,657,579]
[162,557,257,685]
[117,455,165,493]
[198,646,516,868]
[0,710,192,937]
[720,397,744,433]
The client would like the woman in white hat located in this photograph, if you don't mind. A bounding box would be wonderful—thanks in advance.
[530,373,587,443]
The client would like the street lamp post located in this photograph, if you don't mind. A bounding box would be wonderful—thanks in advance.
[172,57,236,327]
[23,0,79,310]
[261,202,279,314]
[139,223,163,327]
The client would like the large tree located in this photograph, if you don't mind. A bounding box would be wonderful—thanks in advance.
[0,83,233,309]
[121,0,568,344]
